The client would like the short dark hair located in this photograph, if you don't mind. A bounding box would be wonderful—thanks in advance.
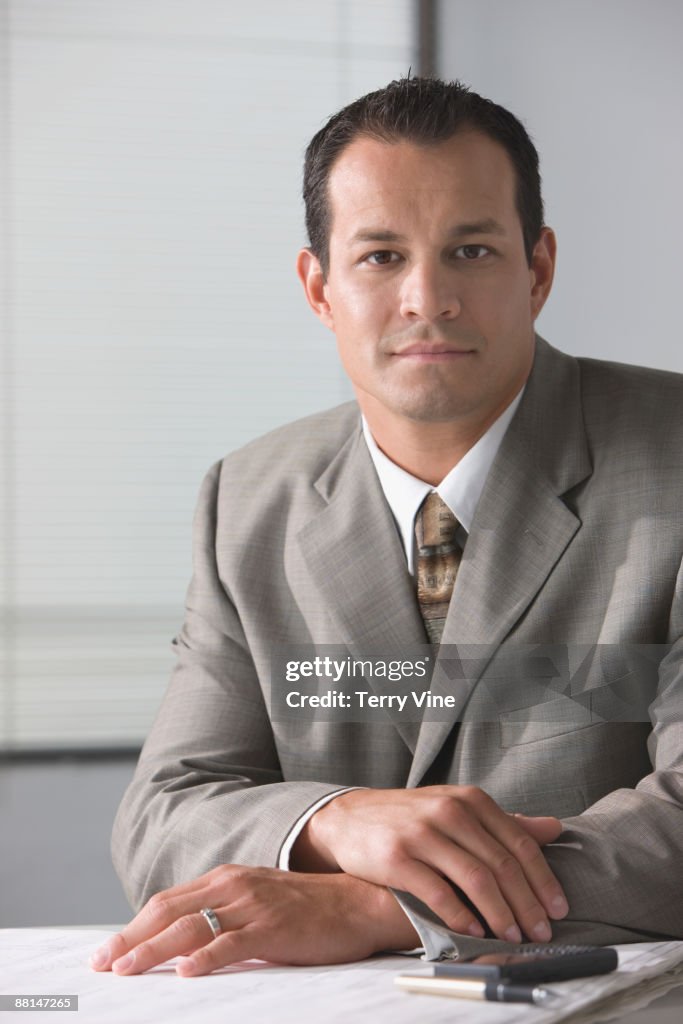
[303,75,544,276]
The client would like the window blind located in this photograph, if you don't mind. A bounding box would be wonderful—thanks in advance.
[0,0,416,750]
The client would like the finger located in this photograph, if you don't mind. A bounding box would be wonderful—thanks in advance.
[467,795,569,920]
[111,909,235,976]
[389,855,488,938]
[512,814,564,846]
[406,833,524,942]
[491,815,568,920]
[90,880,220,971]
[176,928,257,976]
[432,810,554,940]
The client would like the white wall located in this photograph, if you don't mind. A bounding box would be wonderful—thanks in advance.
[437,0,683,372]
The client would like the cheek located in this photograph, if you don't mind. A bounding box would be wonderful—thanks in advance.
[329,283,391,335]
[468,272,532,331]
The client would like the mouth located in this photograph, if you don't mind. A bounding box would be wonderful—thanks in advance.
[392,345,476,362]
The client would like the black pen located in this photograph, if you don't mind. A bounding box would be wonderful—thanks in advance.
[395,973,557,1005]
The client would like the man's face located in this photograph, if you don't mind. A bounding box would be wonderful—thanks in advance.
[299,131,555,430]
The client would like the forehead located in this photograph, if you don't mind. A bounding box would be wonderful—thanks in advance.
[326,132,519,236]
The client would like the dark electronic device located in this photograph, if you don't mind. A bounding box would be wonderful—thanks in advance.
[434,943,618,984]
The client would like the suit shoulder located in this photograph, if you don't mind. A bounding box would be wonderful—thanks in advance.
[577,353,682,395]
[206,401,360,488]
[577,355,683,444]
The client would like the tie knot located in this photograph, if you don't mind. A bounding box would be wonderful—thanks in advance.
[415,492,459,551]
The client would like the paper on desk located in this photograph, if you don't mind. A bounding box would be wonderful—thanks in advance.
[1,930,683,1024]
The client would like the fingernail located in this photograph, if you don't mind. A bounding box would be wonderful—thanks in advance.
[551,894,569,916]
[176,956,197,976]
[467,921,485,938]
[112,951,135,972]
[504,925,522,943]
[89,946,110,969]
[532,920,552,942]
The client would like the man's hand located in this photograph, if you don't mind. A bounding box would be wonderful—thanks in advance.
[89,865,419,977]
[291,786,568,943]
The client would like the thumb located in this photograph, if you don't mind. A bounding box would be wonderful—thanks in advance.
[511,813,563,845]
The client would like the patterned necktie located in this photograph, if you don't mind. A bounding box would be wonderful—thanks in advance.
[414,492,462,645]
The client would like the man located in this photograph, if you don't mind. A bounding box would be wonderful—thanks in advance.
[96,77,682,978]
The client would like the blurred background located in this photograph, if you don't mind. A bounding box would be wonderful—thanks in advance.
[1,0,681,926]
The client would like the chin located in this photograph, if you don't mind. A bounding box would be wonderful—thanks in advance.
[385,390,477,423]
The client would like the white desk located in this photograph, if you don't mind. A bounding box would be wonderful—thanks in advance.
[2,929,683,1024]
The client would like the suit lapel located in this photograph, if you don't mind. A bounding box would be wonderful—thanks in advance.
[408,338,594,785]
[294,424,427,753]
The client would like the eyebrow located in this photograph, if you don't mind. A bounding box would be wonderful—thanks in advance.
[349,218,508,246]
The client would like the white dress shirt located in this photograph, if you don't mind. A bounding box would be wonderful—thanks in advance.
[361,388,524,573]
[278,388,524,875]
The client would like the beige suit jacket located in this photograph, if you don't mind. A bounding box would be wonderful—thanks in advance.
[112,337,683,953]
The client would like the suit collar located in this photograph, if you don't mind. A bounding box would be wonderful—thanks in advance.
[298,423,423,650]
[295,426,427,752]
[505,335,592,495]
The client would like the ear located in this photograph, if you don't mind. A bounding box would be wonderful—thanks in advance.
[296,248,335,330]
[529,226,557,320]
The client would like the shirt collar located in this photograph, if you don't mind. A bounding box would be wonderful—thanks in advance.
[361,387,524,572]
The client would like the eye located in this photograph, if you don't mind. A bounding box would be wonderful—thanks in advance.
[362,250,401,266]
[454,244,491,260]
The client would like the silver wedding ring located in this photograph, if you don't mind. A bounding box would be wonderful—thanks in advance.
[199,907,222,939]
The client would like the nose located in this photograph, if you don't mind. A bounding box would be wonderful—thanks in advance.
[399,260,461,322]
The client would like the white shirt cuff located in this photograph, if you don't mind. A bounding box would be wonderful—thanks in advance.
[278,788,364,870]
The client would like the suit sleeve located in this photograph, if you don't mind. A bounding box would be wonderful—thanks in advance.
[395,564,683,957]
[111,462,349,910]
[540,621,683,940]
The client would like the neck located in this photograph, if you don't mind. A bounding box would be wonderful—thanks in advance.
[360,395,520,485]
